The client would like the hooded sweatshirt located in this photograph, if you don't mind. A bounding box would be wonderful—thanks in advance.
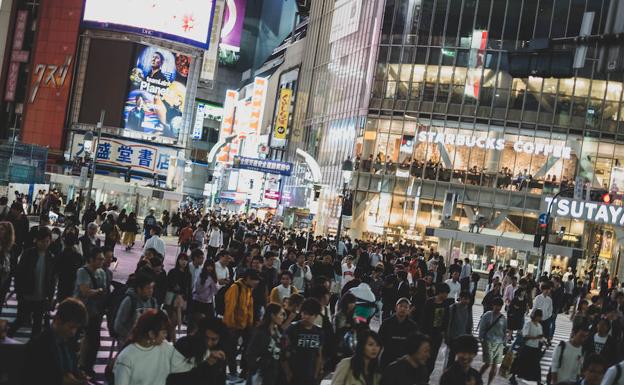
[113,287,158,341]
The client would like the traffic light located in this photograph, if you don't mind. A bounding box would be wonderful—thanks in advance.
[533,233,543,248]
[601,192,612,204]
[124,167,132,182]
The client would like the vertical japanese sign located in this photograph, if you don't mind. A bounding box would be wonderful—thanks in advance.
[273,88,292,143]
[123,44,192,140]
[217,89,238,163]
[248,77,268,135]
[4,10,28,101]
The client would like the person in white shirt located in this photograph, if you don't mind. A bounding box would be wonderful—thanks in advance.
[288,254,312,294]
[206,223,223,261]
[509,309,544,384]
[341,256,356,288]
[532,282,554,344]
[113,309,214,385]
[493,266,505,282]
[143,225,166,258]
[549,323,591,384]
[269,271,299,303]
[445,271,461,301]
[214,251,231,290]
[188,249,205,289]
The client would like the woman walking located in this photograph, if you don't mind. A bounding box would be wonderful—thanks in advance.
[246,303,286,385]
[509,309,544,385]
[331,330,382,385]
[123,212,139,251]
[190,261,218,330]
[166,253,192,341]
[112,309,200,385]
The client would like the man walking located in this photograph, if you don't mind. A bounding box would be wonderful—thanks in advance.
[478,297,507,385]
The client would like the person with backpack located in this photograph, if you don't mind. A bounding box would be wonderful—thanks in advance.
[549,322,591,384]
[223,269,260,381]
[478,297,507,385]
[113,272,158,347]
[73,247,108,378]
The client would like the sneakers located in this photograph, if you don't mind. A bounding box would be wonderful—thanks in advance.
[226,374,245,383]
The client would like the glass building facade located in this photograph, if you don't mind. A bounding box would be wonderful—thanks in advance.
[351,0,624,278]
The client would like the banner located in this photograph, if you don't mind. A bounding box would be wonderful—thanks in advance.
[201,0,225,80]
[71,133,179,176]
[233,156,293,176]
[273,88,292,141]
[219,0,247,65]
[123,45,191,140]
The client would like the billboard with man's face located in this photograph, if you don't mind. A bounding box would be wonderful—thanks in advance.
[123,44,191,140]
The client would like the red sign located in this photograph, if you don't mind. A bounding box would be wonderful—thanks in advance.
[264,190,281,200]
[21,0,84,151]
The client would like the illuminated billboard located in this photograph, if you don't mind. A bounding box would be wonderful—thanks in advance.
[123,44,191,140]
[82,0,216,49]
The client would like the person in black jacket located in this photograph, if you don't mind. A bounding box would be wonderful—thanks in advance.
[6,202,28,255]
[378,297,419,368]
[167,317,227,385]
[583,318,620,367]
[9,226,56,336]
[19,298,88,385]
[79,222,101,260]
[246,303,286,385]
[420,282,451,379]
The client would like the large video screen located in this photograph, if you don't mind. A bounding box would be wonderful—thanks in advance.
[123,44,191,139]
[82,0,215,49]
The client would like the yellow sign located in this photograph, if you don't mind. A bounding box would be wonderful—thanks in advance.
[274,88,292,140]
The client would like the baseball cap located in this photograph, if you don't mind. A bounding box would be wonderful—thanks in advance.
[396,297,411,306]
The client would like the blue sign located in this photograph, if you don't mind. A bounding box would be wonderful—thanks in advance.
[538,213,548,226]
[233,156,293,176]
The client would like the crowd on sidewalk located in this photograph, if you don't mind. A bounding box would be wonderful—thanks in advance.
[0,199,622,385]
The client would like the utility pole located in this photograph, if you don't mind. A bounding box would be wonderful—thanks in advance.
[85,110,105,209]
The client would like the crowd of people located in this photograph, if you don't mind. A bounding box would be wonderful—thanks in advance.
[0,201,622,385]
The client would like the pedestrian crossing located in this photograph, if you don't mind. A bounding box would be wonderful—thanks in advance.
[1,292,572,385]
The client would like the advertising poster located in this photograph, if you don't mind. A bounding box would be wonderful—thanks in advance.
[219,0,247,65]
[123,45,191,140]
[273,88,292,143]
[82,0,216,49]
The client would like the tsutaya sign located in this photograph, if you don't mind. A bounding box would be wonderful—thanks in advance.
[544,197,624,226]
[416,131,572,159]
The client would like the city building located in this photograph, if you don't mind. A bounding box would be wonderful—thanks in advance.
[290,0,624,280]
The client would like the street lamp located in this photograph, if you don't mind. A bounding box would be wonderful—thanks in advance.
[336,157,354,254]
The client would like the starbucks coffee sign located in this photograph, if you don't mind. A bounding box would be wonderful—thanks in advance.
[543,197,624,226]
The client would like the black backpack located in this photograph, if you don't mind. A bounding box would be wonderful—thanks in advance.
[106,281,132,339]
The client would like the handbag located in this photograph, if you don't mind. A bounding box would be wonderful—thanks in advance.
[499,349,515,378]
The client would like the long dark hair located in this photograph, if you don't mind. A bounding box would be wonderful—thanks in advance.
[200,261,217,285]
[175,253,189,271]
[259,303,283,332]
[350,330,381,382]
